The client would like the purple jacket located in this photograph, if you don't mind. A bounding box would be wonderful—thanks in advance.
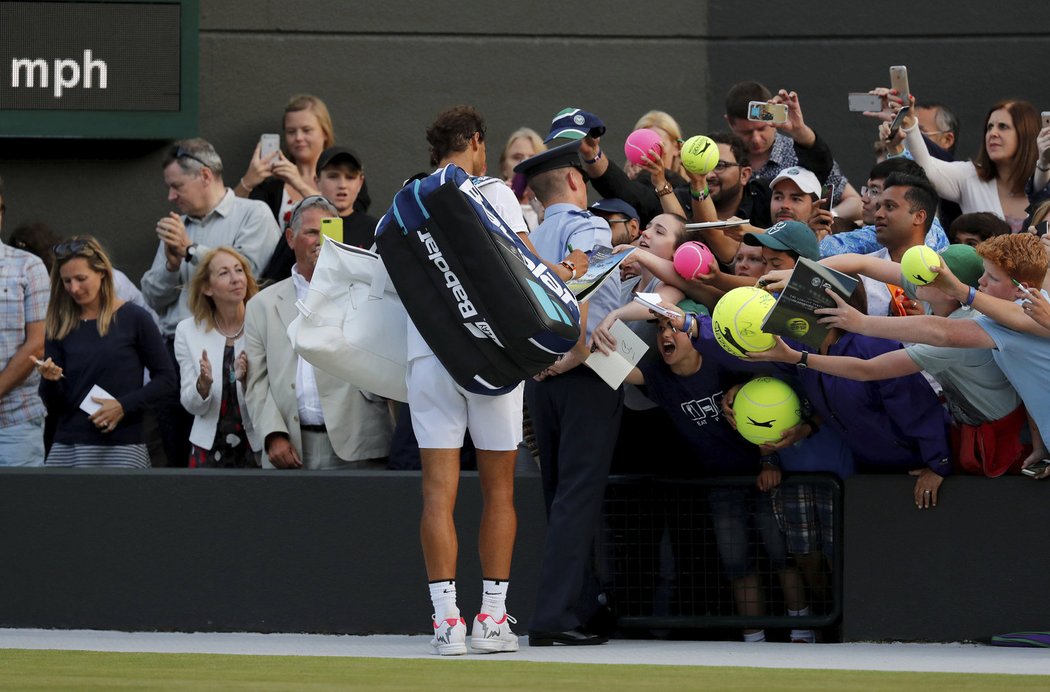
[782,333,952,476]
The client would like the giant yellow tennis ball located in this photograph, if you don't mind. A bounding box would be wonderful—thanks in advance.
[733,377,802,445]
[711,286,777,358]
[900,245,941,285]
[681,135,720,175]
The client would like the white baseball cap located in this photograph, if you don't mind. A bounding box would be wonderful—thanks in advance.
[770,166,822,197]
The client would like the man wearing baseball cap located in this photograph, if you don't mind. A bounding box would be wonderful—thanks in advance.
[588,198,640,246]
[769,166,832,240]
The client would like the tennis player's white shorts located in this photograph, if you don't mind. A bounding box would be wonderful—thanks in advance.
[407,355,523,451]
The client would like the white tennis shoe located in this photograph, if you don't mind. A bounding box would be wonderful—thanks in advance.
[431,615,468,655]
[470,612,519,653]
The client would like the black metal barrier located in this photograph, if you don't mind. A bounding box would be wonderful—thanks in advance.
[598,474,842,634]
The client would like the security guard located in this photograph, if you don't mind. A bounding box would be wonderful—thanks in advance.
[514,139,624,646]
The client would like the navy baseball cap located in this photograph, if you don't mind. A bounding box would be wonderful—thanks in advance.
[744,220,820,261]
[513,139,586,178]
[316,146,363,175]
[545,108,606,143]
[589,198,639,222]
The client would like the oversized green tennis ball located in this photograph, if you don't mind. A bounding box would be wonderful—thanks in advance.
[733,377,802,445]
[712,286,776,358]
[901,245,941,285]
[681,135,720,175]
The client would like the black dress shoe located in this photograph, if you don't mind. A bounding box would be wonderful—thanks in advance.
[527,628,608,646]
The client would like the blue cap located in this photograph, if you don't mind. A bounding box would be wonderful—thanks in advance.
[589,198,639,222]
[545,108,606,143]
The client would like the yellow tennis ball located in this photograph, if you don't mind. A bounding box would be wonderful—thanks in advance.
[733,377,802,445]
[711,286,777,358]
[681,135,720,175]
[901,245,941,285]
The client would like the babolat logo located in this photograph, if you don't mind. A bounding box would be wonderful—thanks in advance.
[466,321,504,347]
[415,230,477,319]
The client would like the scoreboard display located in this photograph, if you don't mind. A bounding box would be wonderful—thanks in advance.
[0,0,197,138]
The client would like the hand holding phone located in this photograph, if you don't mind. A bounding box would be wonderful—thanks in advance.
[886,106,911,142]
[889,66,910,105]
[1022,459,1050,477]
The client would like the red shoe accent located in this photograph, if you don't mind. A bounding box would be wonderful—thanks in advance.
[476,612,509,625]
[433,617,465,629]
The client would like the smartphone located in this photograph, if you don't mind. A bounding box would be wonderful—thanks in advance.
[747,101,788,124]
[1036,220,1049,237]
[320,217,343,244]
[848,93,884,112]
[886,105,911,140]
[822,183,836,208]
[1022,459,1050,477]
[889,65,910,104]
[1042,111,1050,129]
[259,133,280,160]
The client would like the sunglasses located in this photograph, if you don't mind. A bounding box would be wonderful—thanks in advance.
[287,194,337,229]
[173,146,209,168]
[53,238,91,259]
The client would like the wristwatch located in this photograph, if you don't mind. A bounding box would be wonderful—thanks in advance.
[796,351,809,370]
[185,242,199,264]
[655,181,674,197]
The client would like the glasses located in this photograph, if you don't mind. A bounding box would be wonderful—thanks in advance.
[607,218,632,225]
[287,194,337,229]
[53,238,91,258]
[861,186,883,199]
[173,146,210,168]
[711,161,741,172]
[920,129,949,137]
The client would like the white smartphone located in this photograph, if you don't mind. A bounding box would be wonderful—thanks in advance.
[848,93,884,112]
[1022,459,1050,477]
[259,133,280,160]
[889,66,910,104]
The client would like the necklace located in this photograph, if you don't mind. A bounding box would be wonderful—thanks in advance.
[215,319,244,340]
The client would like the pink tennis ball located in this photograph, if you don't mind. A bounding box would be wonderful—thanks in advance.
[673,241,715,280]
[624,128,663,166]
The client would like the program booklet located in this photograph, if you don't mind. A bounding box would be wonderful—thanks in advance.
[760,258,858,350]
[568,246,636,303]
[584,319,649,389]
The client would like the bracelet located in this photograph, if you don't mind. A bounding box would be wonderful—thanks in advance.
[681,312,694,337]
[1038,163,1050,172]
[690,186,710,201]
[963,286,977,307]
[583,149,603,165]
[559,260,578,281]
[237,177,253,194]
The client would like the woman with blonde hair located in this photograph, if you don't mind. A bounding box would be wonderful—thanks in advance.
[175,246,262,467]
[499,127,547,229]
[627,110,688,181]
[35,237,174,467]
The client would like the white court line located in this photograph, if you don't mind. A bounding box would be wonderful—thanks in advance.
[0,629,1047,675]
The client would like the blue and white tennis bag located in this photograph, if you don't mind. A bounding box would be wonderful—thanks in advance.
[375,165,581,395]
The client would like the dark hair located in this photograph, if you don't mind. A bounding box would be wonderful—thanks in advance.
[8,221,60,272]
[948,212,1010,244]
[709,131,750,168]
[725,81,772,121]
[844,274,868,314]
[915,101,959,153]
[868,157,926,182]
[883,172,939,231]
[426,106,486,167]
[973,100,1040,193]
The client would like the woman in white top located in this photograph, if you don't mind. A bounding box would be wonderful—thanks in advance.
[175,246,262,467]
[903,98,1042,232]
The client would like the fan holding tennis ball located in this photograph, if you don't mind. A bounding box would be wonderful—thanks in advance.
[711,286,777,358]
[732,377,802,445]
[624,128,663,166]
[900,245,941,285]
[681,135,720,175]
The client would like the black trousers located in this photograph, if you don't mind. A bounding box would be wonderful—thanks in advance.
[525,368,623,632]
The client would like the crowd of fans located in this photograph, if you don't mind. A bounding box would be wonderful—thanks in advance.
[2,81,1050,647]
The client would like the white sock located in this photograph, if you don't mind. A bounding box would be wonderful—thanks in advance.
[743,630,766,642]
[481,578,509,620]
[429,580,459,622]
[788,606,815,642]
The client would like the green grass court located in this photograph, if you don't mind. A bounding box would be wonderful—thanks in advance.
[1,649,1046,691]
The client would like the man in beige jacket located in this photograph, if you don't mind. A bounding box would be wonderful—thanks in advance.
[244,196,391,469]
